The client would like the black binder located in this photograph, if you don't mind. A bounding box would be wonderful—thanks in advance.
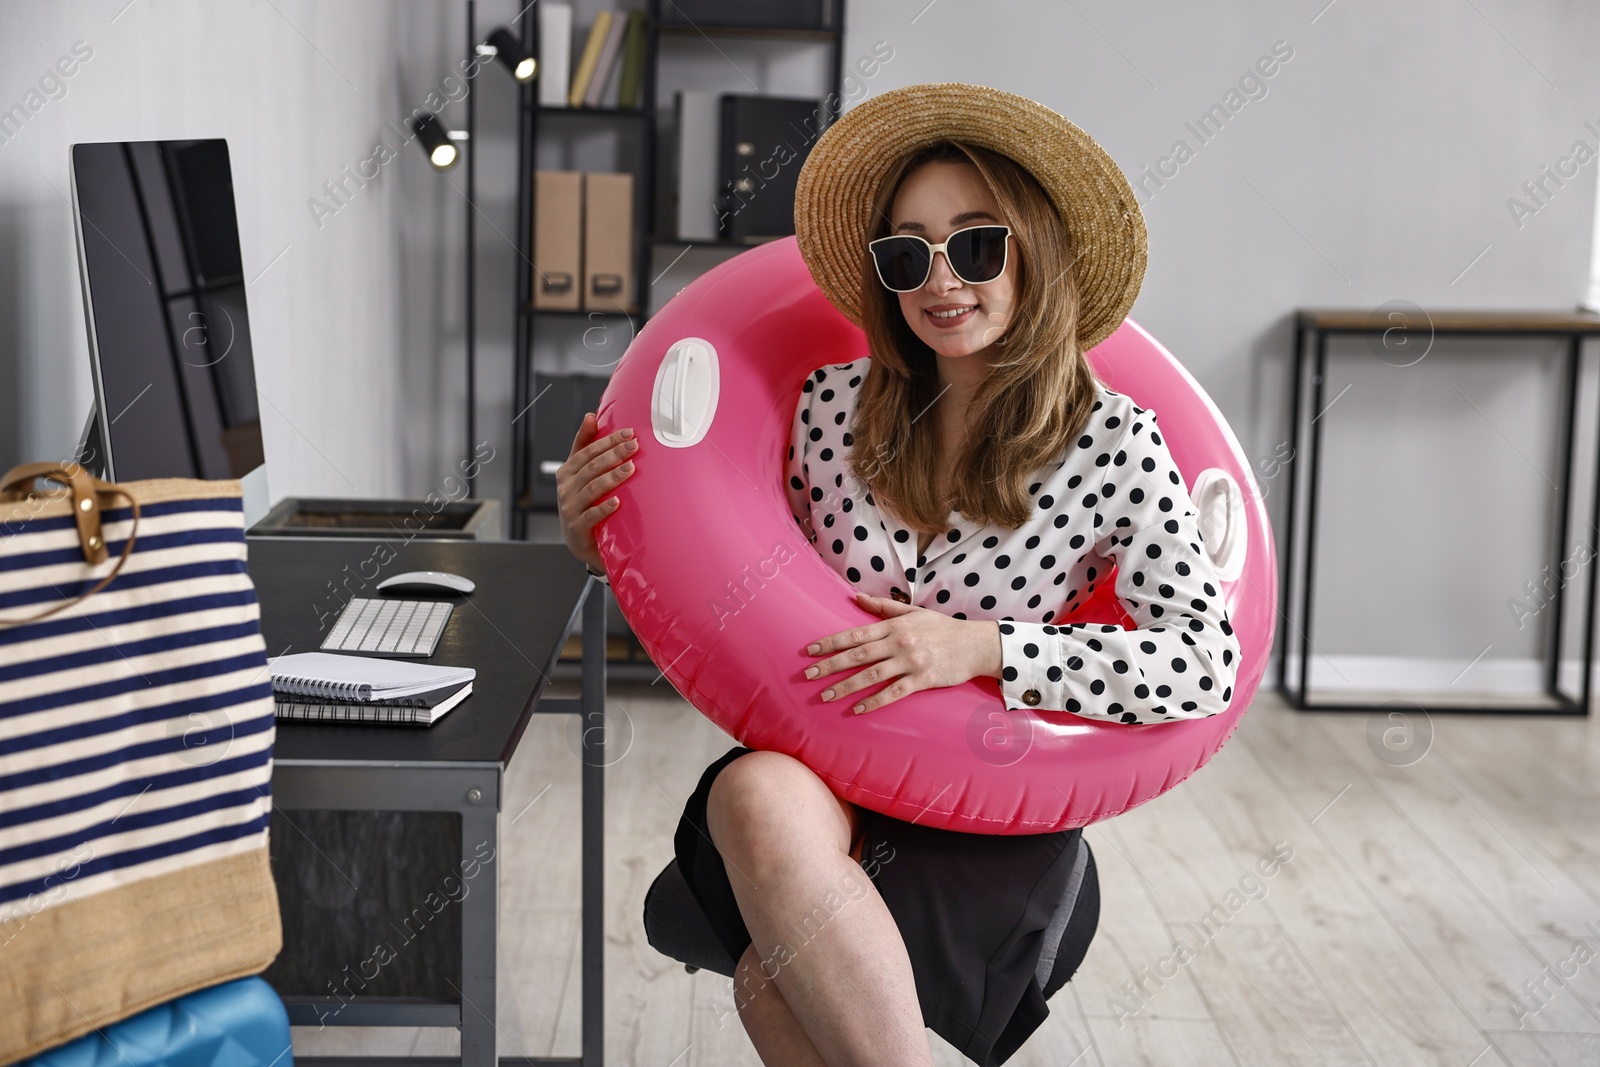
[715,94,825,242]
[660,0,824,29]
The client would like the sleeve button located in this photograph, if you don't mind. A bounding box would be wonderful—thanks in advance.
[1021,689,1041,707]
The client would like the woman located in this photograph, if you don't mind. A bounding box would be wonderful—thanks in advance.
[557,83,1240,1066]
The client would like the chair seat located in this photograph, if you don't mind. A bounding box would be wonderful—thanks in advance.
[643,837,1099,997]
[20,977,291,1067]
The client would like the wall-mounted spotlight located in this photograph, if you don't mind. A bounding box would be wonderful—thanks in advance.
[410,112,460,170]
[483,27,536,82]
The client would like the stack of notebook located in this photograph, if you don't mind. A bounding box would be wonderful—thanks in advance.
[268,652,475,726]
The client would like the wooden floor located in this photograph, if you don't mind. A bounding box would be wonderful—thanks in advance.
[290,681,1600,1066]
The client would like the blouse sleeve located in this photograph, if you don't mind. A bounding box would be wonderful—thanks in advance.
[996,407,1242,724]
[785,373,820,544]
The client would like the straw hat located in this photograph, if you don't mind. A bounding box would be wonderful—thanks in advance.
[793,81,1148,351]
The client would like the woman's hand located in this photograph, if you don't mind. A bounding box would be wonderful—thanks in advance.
[556,412,636,574]
[803,592,1003,714]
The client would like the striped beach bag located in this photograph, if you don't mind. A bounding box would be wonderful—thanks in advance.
[0,463,281,1064]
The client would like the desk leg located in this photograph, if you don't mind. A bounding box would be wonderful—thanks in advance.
[580,579,606,1067]
[1279,322,1307,705]
[460,797,500,1067]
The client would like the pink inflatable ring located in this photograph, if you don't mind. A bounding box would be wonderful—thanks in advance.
[595,237,1276,834]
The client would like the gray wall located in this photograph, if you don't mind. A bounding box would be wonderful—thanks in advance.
[838,0,1600,684]
[0,0,470,503]
[3,1,1595,685]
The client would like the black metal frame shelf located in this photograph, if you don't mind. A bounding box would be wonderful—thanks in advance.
[510,0,848,542]
[535,104,649,117]
[656,22,841,40]
[1279,308,1600,715]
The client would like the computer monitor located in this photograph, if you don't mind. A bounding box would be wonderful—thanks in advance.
[70,138,270,525]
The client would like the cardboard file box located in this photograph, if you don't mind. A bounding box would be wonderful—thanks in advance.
[534,170,583,310]
[583,171,633,312]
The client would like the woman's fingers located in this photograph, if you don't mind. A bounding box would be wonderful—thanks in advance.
[557,414,637,524]
[847,674,920,714]
[564,422,634,479]
[818,649,917,713]
[569,411,600,457]
[572,495,620,533]
[809,637,894,691]
[572,435,638,491]
[565,450,635,521]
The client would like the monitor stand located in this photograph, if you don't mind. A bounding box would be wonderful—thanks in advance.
[75,405,107,479]
[73,402,272,527]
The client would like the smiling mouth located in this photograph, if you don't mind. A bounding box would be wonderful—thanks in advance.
[925,306,976,326]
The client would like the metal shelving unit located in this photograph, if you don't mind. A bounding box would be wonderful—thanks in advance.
[507,1,848,663]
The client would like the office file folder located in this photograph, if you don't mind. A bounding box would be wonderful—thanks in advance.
[534,170,583,311]
[583,171,633,312]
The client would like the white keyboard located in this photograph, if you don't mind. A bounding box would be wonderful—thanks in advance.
[320,598,455,657]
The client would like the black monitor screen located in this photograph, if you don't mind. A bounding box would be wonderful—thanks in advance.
[72,139,263,481]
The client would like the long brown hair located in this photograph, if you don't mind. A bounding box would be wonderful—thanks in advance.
[847,139,1101,534]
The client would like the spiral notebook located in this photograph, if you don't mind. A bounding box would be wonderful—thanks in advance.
[268,652,476,726]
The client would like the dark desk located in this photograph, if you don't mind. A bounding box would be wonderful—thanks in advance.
[248,538,606,1067]
[1283,308,1600,713]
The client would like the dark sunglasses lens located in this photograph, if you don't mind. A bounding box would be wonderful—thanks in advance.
[872,237,932,290]
[950,227,1008,283]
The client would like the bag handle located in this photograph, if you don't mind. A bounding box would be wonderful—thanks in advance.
[0,462,141,626]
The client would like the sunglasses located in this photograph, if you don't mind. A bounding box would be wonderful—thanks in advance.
[867,224,1012,292]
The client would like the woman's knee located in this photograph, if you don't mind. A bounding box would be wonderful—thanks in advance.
[706,750,853,863]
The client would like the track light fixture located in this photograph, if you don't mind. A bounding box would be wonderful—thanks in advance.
[485,27,536,82]
[410,112,459,169]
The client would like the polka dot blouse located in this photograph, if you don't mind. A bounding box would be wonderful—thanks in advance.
[784,357,1241,725]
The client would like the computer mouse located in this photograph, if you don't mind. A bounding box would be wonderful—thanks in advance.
[376,570,477,595]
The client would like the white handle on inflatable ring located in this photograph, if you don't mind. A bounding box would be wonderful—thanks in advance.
[652,337,721,447]
[1189,468,1247,583]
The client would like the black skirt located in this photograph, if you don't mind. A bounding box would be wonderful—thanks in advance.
[673,745,1093,1065]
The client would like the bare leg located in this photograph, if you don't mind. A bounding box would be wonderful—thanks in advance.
[707,750,933,1067]
[730,943,829,1067]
